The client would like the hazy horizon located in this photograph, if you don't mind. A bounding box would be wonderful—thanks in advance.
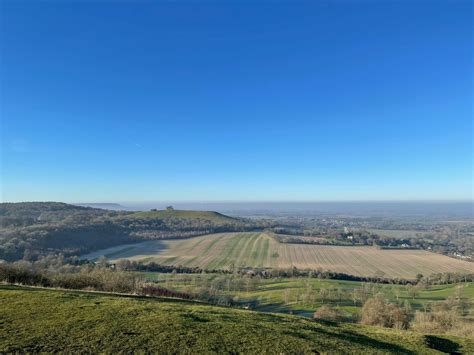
[7,200,469,218]
[3,198,473,203]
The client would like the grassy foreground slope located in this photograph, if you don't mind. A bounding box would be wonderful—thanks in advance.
[1,286,472,354]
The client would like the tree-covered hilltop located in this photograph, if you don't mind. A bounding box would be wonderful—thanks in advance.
[131,208,238,224]
[0,202,267,261]
[0,202,112,226]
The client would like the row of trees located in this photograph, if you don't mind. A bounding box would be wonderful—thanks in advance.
[0,259,240,306]
[112,259,474,285]
[0,260,198,299]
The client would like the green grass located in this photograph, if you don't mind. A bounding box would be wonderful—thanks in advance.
[1,285,472,353]
[130,209,237,224]
[142,273,474,319]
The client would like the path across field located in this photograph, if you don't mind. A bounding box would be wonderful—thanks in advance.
[84,232,474,279]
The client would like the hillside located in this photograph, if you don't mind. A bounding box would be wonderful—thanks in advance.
[0,202,106,222]
[131,209,238,224]
[0,202,261,262]
[85,232,474,279]
[144,274,474,320]
[73,203,129,210]
[1,285,472,354]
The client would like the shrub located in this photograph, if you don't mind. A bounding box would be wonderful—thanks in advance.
[411,310,458,334]
[360,293,410,329]
[313,305,344,322]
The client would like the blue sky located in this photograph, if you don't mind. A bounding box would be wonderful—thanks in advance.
[1,1,472,202]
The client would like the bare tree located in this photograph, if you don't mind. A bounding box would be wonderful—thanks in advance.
[283,288,291,305]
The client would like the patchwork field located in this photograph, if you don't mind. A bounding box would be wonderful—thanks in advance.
[84,232,474,279]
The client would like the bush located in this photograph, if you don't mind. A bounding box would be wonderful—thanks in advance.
[411,310,458,334]
[313,305,344,322]
[360,293,410,329]
[411,295,474,338]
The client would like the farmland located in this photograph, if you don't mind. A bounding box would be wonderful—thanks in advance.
[84,232,474,279]
[144,272,474,319]
[1,285,473,354]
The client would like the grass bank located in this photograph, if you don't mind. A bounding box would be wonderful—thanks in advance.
[1,285,472,353]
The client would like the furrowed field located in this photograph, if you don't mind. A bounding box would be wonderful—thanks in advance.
[85,232,474,279]
[1,285,473,354]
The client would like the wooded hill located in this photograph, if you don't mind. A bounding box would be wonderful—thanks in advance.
[0,202,265,261]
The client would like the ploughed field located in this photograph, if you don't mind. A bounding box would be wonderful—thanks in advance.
[84,232,474,279]
[2,285,473,354]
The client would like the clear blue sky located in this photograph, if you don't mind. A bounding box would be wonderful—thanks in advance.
[1,1,472,202]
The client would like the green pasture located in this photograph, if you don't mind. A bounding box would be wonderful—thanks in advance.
[141,273,474,319]
[1,285,472,354]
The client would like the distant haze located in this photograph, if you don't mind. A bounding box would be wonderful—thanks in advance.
[111,201,474,219]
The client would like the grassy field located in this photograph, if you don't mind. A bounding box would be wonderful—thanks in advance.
[1,285,472,354]
[143,273,474,318]
[85,232,474,279]
[130,209,238,223]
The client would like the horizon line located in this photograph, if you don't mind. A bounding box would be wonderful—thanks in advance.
[2,199,473,204]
